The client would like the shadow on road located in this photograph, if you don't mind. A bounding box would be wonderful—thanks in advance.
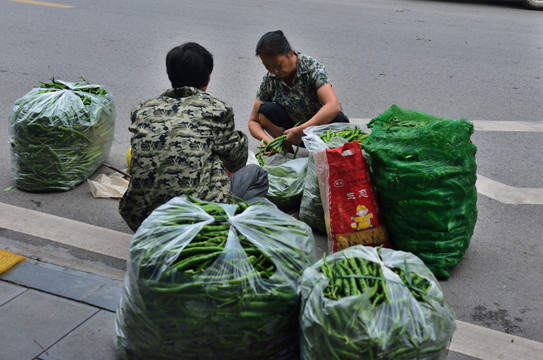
[405,0,528,10]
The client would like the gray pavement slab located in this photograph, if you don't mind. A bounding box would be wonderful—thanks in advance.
[0,280,25,305]
[0,258,123,360]
[37,310,118,360]
[0,288,98,360]
[1,259,123,312]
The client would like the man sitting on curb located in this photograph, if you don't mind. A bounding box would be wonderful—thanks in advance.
[119,42,268,232]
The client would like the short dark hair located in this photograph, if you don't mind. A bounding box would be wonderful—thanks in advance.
[255,30,292,57]
[166,42,213,89]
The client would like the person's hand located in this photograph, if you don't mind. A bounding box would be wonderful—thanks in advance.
[259,136,278,155]
[284,126,304,146]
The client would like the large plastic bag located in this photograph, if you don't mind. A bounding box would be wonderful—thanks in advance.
[299,245,456,360]
[251,152,308,212]
[9,78,115,192]
[363,105,477,279]
[115,195,317,360]
[300,123,369,232]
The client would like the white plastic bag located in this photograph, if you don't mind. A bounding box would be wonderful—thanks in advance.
[115,195,317,360]
[299,245,456,360]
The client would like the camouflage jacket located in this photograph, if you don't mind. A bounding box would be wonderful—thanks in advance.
[256,52,333,124]
[119,87,248,231]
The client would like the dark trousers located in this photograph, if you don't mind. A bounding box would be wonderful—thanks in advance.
[257,101,349,129]
[229,164,269,201]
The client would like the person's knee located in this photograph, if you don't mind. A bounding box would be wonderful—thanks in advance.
[258,113,271,127]
[258,114,284,138]
[247,163,267,178]
[230,164,269,201]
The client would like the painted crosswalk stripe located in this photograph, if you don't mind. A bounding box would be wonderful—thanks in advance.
[476,175,543,205]
[470,120,543,132]
[350,118,543,132]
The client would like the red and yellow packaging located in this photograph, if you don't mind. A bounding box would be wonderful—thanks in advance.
[314,141,391,253]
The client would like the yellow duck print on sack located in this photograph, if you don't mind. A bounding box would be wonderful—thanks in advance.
[351,204,374,231]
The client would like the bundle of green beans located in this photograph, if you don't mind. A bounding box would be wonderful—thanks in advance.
[318,125,369,147]
[115,195,317,360]
[254,125,308,212]
[255,135,300,167]
[8,78,115,192]
[255,122,302,167]
[299,245,456,360]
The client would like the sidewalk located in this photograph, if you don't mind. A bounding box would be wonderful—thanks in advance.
[0,258,121,360]
[1,256,481,360]
[2,200,543,359]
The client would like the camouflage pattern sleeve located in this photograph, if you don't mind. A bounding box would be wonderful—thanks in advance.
[209,104,248,172]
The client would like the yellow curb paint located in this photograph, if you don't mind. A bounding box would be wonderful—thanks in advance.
[0,249,26,274]
[10,0,73,8]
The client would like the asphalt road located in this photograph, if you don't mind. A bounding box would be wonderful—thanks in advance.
[1,0,542,347]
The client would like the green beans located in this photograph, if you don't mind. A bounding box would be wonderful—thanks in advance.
[255,122,302,167]
[115,195,317,360]
[319,126,369,148]
[256,135,287,167]
[9,78,115,192]
[299,246,456,360]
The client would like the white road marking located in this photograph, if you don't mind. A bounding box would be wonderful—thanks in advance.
[471,120,543,132]
[477,175,543,205]
[350,118,543,132]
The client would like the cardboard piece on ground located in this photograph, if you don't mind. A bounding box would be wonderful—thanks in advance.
[87,173,129,199]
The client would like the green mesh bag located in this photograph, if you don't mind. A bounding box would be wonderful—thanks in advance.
[363,105,477,279]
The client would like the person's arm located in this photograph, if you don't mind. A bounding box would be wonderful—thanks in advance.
[214,106,249,172]
[248,98,274,144]
[284,83,341,145]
